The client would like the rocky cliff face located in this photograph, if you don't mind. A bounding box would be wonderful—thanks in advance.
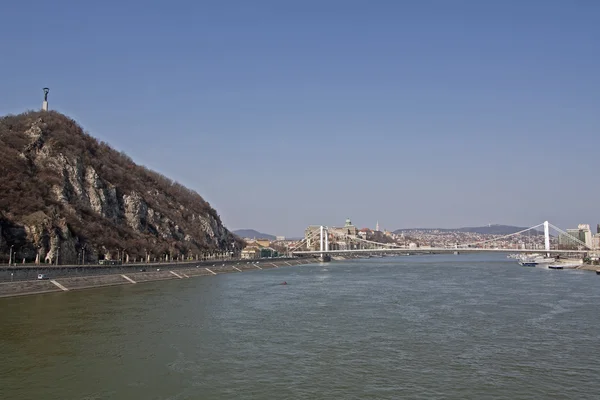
[0,111,242,264]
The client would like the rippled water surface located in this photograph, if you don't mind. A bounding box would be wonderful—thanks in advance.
[1,254,600,399]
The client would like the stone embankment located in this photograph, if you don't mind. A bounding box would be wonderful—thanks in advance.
[0,257,319,298]
[576,264,600,273]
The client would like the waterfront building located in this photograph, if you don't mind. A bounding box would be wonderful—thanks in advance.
[559,229,582,248]
[244,238,271,248]
[578,224,593,248]
[241,244,278,259]
[329,218,358,238]
[592,234,600,250]
[256,239,271,248]
[559,225,592,249]
[358,228,371,239]
[304,225,322,250]
[241,246,261,259]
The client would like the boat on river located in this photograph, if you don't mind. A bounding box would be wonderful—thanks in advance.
[547,262,581,270]
[517,254,555,267]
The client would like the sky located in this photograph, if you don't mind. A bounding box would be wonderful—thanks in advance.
[1,0,599,237]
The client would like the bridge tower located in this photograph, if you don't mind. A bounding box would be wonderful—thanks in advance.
[544,221,550,257]
[319,226,323,252]
[319,225,330,262]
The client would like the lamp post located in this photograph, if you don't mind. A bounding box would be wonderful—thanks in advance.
[8,245,14,266]
[55,246,60,266]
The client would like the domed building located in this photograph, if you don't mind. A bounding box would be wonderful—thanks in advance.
[341,218,358,237]
[303,218,358,251]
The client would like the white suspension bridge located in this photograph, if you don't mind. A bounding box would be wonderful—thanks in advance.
[289,221,594,257]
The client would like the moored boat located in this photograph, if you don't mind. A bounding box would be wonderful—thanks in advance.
[547,263,581,269]
[517,254,555,267]
[519,261,537,267]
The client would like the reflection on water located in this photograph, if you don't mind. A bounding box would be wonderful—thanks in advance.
[1,254,600,400]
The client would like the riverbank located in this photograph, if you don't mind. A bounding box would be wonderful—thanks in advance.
[0,257,320,298]
[575,264,600,272]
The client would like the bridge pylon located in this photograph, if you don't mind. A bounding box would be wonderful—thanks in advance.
[544,221,550,257]
[319,226,331,262]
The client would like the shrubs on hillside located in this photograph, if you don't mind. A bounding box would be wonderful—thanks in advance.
[0,111,242,263]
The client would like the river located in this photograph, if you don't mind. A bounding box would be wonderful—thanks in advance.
[1,254,599,399]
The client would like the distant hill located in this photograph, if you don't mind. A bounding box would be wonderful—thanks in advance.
[394,224,539,235]
[233,229,276,240]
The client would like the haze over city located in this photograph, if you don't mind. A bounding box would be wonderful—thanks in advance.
[1,0,599,237]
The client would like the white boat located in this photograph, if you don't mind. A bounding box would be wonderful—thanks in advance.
[547,262,582,269]
[517,254,556,267]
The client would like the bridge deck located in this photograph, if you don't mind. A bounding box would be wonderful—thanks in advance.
[293,248,590,255]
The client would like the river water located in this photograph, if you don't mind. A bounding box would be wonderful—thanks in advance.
[1,254,599,399]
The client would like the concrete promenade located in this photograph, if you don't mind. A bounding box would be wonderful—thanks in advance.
[0,257,320,298]
[0,257,301,282]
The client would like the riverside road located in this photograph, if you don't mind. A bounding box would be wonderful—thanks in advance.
[0,258,298,282]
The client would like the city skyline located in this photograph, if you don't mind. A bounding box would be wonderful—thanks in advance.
[235,219,600,240]
[1,1,599,237]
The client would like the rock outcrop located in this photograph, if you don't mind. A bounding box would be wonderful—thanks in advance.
[0,111,242,264]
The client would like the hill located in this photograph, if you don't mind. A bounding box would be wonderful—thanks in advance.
[394,224,538,235]
[233,229,276,240]
[0,111,243,264]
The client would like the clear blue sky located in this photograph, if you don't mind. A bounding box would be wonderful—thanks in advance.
[2,0,599,237]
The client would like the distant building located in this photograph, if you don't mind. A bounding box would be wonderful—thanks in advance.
[560,225,593,248]
[241,247,260,259]
[579,224,593,248]
[245,238,271,248]
[358,228,371,239]
[327,219,358,251]
[592,234,600,250]
[329,218,358,238]
[257,239,271,247]
[276,236,285,241]
[304,218,358,251]
[560,229,583,248]
[241,243,278,259]
[304,225,322,250]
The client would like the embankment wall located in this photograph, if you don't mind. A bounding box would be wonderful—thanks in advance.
[0,258,319,298]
